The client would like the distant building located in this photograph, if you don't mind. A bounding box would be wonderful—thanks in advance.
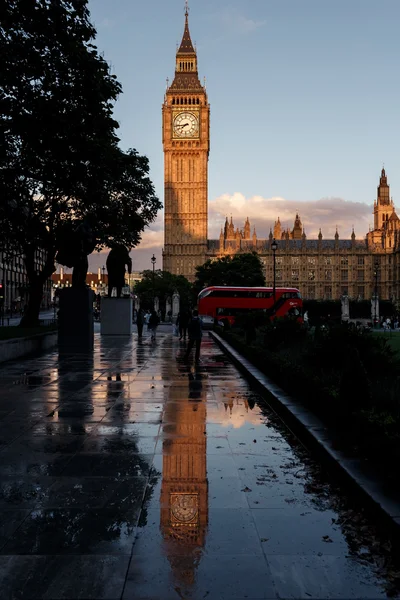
[51,267,108,297]
[0,249,51,311]
[208,169,400,302]
[51,267,143,297]
[162,10,399,304]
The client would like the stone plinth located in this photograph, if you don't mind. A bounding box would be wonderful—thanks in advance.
[341,294,350,322]
[58,287,94,352]
[101,298,132,335]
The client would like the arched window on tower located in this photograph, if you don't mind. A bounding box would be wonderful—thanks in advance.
[188,98,191,105]
[197,98,200,104]
[172,98,175,105]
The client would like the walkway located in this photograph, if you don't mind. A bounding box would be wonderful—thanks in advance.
[0,329,399,599]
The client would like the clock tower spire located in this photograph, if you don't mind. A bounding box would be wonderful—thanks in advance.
[162,5,210,280]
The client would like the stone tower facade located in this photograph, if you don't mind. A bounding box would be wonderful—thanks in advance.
[162,7,210,280]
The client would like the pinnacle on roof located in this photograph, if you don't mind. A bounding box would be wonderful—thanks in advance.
[177,2,196,55]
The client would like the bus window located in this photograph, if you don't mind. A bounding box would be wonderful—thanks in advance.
[198,288,213,300]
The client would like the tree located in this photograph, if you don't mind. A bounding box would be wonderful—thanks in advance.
[134,271,192,313]
[194,252,266,295]
[0,0,161,326]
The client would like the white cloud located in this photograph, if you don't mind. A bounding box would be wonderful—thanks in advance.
[87,194,374,273]
[208,193,373,240]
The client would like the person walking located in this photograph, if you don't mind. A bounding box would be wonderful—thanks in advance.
[136,308,145,339]
[178,309,190,340]
[148,310,160,341]
[184,310,203,363]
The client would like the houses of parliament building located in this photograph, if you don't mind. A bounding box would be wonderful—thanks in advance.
[163,7,400,302]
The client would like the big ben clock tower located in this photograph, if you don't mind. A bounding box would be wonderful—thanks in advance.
[162,4,210,280]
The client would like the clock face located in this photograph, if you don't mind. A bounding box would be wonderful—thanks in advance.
[170,493,198,524]
[173,112,199,138]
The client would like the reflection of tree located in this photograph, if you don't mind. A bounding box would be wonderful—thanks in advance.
[50,344,161,551]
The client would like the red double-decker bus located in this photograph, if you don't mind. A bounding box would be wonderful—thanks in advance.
[197,286,303,325]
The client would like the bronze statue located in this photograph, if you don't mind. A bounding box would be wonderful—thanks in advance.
[106,245,132,298]
[56,219,96,288]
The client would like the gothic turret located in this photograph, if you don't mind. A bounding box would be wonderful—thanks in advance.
[244,217,251,239]
[273,217,282,240]
[374,167,394,231]
[219,228,224,249]
[292,213,302,240]
[224,217,229,238]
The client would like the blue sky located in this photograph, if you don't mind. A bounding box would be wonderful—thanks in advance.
[86,0,400,272]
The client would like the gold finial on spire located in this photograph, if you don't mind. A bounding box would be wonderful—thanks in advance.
[184,0,189,18]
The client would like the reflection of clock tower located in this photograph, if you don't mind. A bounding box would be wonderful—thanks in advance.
[162,5,210,281]
[160,371,208,587]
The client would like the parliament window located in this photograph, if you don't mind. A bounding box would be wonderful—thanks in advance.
[324,257,332,265]
[358,257,365,266]
[341,270,348,281]
[325,270,332,280]
[307,286,315,299]
[292,270,299,281]
[292,257,299,265]
[308,257,316,265]
[324,286,332,299]
[276,270,282,280]
[308,270,315,281]
[357,270,364,281]
[341,257,348,266]
[357,286,365,299]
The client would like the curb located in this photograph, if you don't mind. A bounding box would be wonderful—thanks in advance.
[210,330,400,533]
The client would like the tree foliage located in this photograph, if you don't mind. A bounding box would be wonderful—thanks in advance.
[134,271,192,312]
[194,252,266,295]
[0,0,161,324]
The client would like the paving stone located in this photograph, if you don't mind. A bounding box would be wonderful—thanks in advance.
[0,327,398,598]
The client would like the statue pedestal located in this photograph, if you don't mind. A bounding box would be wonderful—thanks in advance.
[101,298,133,335]
[58,288,94,352]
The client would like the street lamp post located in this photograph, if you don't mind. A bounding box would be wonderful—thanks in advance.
[271,238,278,311]
[373,260,379,327]
[151,254,156,309]
[102,266,106,295]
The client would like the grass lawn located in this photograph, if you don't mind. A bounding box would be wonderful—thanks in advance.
[0,324,57,341]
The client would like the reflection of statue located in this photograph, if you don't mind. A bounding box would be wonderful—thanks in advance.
[56,219,96,288]
[106,245,132,298]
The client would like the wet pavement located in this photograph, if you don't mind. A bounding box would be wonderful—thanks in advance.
[0,326,399,599]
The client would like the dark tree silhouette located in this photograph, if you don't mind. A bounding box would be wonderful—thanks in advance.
[0,0,161,325]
